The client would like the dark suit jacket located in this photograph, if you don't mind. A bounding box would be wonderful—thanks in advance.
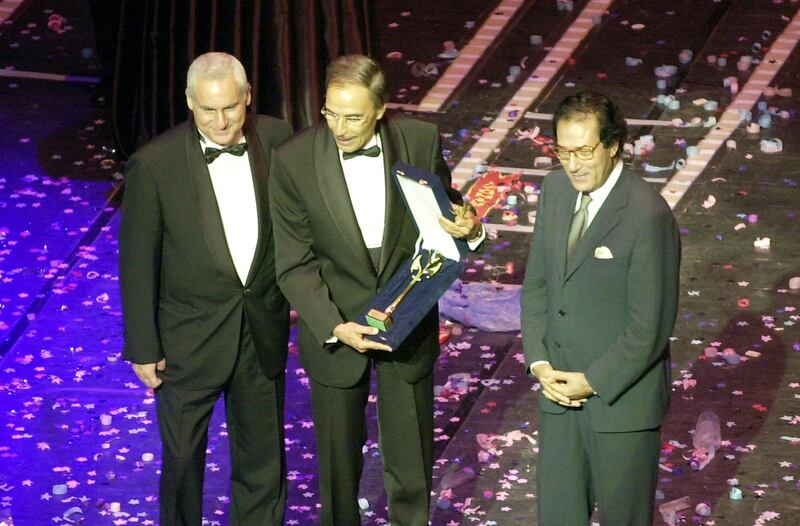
[119,115,292,390]
[521,166,680,432]
[269,114,460,388]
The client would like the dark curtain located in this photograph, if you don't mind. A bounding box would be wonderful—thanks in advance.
[107,0,373,158]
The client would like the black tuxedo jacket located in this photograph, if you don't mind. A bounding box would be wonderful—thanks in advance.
[269,114,461,388]
[119,115,292,389]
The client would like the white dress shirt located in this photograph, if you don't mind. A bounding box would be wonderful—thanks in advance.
[340,135,386,248]
[200,133,258,285]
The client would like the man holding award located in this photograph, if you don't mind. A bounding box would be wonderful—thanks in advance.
[269,54,483,525]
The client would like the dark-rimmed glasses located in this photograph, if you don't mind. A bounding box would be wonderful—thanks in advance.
[553,140,602,161]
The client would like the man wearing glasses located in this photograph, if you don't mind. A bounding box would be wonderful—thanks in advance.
[269,54,483,525]
[521,92,680,525]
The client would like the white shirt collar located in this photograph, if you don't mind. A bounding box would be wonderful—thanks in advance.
[587,159,623,203]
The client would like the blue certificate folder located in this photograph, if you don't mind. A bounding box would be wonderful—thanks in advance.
[358,161,467,349]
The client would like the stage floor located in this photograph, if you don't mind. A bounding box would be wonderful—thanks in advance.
[1,0,799,524]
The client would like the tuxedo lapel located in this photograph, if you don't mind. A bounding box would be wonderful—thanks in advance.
[313,124,375,274]
[377,117,411,278]
[243,118,269,286]
[564,170,629,280]
[184,123,239,282]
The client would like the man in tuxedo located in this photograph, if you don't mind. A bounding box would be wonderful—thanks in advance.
[119,52,292,525]
[521,92,680,525]
[269,54,483,525]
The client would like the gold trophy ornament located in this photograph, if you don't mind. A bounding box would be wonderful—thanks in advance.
[366,249,445,332]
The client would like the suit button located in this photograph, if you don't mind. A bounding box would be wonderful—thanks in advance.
[558,310,566,317]
[244,288,251,295]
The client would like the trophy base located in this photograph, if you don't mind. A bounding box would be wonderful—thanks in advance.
[366,309,393,332]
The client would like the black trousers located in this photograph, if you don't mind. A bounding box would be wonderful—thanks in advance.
[156,320,286,526]
[310,360,434,526]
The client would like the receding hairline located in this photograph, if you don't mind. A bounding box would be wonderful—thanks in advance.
[557,110,600,124]
[325,54,388,109]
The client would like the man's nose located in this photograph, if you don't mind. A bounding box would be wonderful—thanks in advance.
[214,111,228,128]
[333,117,347,136]
[566,152,581,171]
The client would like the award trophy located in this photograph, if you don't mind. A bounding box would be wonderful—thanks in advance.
[366,249,445,331]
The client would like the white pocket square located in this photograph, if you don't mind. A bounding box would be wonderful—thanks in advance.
[594,246,614,259]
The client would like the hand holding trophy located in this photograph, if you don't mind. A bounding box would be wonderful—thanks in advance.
[358,161,468,348]
[366,249,445,331]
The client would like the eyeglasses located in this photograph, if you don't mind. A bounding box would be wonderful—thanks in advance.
[553,140,602,161]
[320,107,368,128]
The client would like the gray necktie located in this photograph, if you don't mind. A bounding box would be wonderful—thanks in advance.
[566,193,592,267]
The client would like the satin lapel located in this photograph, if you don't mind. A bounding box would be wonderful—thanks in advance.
[377,117,411,278]
[243,118,269,286]
[564,170,629,280]
[313,124,375,274]
[184,124,239,281]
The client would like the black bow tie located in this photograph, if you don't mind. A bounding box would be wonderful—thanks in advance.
[204,143,248,163]
[342,144,381,160]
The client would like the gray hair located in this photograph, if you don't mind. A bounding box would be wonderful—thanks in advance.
[186,52,249,98]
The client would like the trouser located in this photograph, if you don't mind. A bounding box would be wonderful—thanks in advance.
[537,407,661,526]
[310,361,434,526]
[156,322,286,526]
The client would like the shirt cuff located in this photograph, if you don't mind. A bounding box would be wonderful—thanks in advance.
[529,360,550,376]
[466,224,486,250]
